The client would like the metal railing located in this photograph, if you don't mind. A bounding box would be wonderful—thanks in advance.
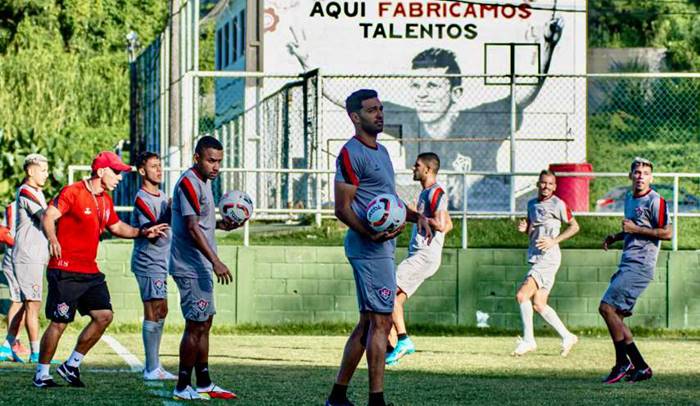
[68,165,696,250]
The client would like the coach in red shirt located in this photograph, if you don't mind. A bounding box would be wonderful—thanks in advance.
[33,151,168,389]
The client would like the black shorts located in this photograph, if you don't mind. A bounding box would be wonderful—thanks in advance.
[45,269,112,323]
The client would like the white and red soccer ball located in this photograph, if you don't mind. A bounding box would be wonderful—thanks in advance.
[366,193,406,233]
[219,190,254,226]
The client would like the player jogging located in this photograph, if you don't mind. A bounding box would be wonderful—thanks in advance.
[385,152,452,366]
[599,157,670,384]
[3,154,51,364]
[130,152,176,380]
[0,200,26,362]
[326,89,431,406]
[512,170,580,357]
[33,151,168,388]
[170,136,242,401]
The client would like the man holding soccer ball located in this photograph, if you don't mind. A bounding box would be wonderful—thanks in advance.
[170,136,243,400]
[326,89,432,406]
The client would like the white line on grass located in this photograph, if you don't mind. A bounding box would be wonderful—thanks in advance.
[101,334,144,372]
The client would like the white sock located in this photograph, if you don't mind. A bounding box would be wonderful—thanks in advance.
[519,300,535,343]
[66,351,85,368]
[539,305,571,339]
[35,363,50,380]
[3,335,16,348]
[30,341,40,354]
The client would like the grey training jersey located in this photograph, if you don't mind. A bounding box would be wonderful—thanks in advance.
[169,168,217,278]
[620,189,669,275]
[1,201,16,271]
[527,195,572,264]
[12,184,49,265]
[335,136,397,259]
[409,182,447,257]
[130,188,171,277]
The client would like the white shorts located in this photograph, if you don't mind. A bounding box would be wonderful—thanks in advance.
[14,263,45,301]
[525,259,560,292]
[2,264,21,303]
[396,249,442,298]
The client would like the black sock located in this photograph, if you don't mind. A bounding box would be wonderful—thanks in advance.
[397,333,408,341]
[613,340,629,366]
[368,392,386,406]
[328,383,348,403]
[176,367,192,391]
[386,341,394,354]
[195,362,212,388]
[625,342,649,370]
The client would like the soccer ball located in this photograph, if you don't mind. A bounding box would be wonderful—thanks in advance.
[366,193,406,233]
[219,190,253,225]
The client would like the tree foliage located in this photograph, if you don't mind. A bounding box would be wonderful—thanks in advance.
[0,0,168,203]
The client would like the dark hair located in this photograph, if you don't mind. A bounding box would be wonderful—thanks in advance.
[345,89,378,115]
[412,48,462,88]
[417,152,440,173]
[195,136,224,155]
[135,151,160,169]
[539,169,556,181]
[630,157,653,173]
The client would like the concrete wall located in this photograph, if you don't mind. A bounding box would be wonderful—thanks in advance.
[2,243,698,329]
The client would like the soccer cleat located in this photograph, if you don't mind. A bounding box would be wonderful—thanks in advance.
[602,362,632,384]
[33,375,61,388]
[511,337,537,356]
[12,340,30,356]
[560,334,579,357]
[143,366,178,381]
[325,399,355,406]
[0,345,24,363]
[173,385,209,401]
[57,362,86,388]
[625,367,653,383]
[385,337,416,364]
[197,383,237,400]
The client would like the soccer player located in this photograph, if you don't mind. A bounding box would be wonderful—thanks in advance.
[4,154,50,364]
[599,157,670,384]
[326,89,431,406]
[512,170,580,357]
[385,152,452,366]
[33,151,168,388]
[0,200,26,362]
[130,152,176,380]
[170,136,241,401]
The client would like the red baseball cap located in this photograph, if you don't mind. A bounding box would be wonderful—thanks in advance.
[91,151,132,173]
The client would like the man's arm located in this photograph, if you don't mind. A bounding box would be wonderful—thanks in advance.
[622,219,672,241]
[43,205,63,258]
[536,217,579,250]
[107,221,169,240]
[603,231,625,251]
[406,206,433,244]
[183,216,232,284]
[427,209,451,234]
[334,181,376,239]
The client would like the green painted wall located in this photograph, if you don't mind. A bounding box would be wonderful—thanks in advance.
[1,243,698,329]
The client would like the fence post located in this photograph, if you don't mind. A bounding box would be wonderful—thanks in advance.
[509,54,517,215]
[672,175,679,251]
[462,172,468,250]
[244,171,250,247]
[315,69,323,227]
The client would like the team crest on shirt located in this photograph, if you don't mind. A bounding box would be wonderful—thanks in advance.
[536,206,547,218]
[56,302,69,318]
[635,207,645,217]
[84,208,92,215]
[196,299,209,311]
[377,287,393,303]
[153,279,165,295]
[32,284,40,296]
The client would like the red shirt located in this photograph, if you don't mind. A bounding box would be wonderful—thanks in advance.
[48,181,120,274]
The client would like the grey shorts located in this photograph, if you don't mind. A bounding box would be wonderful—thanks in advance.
[525,259,561,292]
[14,263,44,301]
[348,257,396,314]
[2,264,21,303]
[135,274,168,301]
[601,269,652,316]
[173,275,216,322]
[396,250,441,298]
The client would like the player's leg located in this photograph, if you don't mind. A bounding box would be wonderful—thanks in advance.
[140,275,174,379]
[1,302,25,361]
[327,313,369,405]
[385,290,415,365]
[24,300,42,361]
[532,288,577,356]
[366,311,393,406]
[192,314,234,399]
[513,276,538,355]
[176,319,204,393]
[33,320,68,387]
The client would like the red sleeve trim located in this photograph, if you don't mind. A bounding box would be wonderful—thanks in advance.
[5,204,12,231]
[135,197,157,223]
[339,147,360,186]
[658,197,667,227]
[20,188,42,206]
[180,177,201,216]
[430,188,445,213]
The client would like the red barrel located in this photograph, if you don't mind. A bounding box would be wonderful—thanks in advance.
[548,163,593,212]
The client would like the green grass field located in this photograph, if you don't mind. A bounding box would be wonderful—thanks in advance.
[1,332,698,405]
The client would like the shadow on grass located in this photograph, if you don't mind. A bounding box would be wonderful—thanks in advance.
[1,361,698,405]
